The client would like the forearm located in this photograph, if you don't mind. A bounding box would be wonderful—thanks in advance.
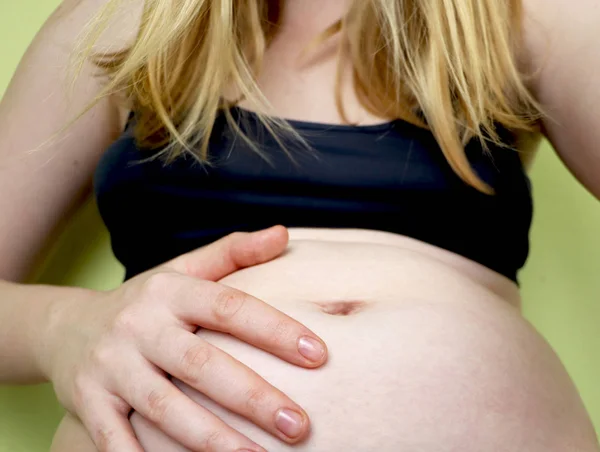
[0,279,95,384]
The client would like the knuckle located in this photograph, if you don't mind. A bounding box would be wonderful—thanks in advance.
[112,309,139,336]
[201,429,226,452]
[244,386,270,416]
[226,231,245,242]
[90,344,114,368]
[145,389,171,425]
[212,288,246,322]
[95,426,118,452]
[180,343,212,385]
[140,272,175,299]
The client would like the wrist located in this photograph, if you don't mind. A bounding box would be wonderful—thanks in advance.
[35,286,99,381]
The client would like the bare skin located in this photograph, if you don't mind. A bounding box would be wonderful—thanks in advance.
[1,0,600,451]
[52,229,600,451]
[0,2,328,448]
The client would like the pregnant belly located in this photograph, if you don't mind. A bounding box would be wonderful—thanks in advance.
[131,229,598,451]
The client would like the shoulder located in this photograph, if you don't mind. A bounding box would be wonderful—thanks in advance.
[47,0,144,53]
[520,0,597,64]
[519,0,598,115]
[520,0,600,198]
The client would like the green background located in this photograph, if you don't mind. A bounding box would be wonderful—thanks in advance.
[1,1,599,450]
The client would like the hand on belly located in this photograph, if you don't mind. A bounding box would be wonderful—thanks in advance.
[53,234,599,452]
[129,237,598,452]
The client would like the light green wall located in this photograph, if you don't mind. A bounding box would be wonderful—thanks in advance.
[0,1,599,450]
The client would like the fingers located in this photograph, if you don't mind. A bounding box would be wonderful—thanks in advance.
[168,276,328,368]
[140,327,311,443]
[78,393,144,452]
[167,226,289,280]
[119,367,267,452]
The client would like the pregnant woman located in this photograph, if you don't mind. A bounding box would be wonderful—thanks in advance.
[1,0,599,450]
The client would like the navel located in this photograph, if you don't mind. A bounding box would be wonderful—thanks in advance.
[312,300,370,316]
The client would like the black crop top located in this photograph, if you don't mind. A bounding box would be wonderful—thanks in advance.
[94,107,533,282]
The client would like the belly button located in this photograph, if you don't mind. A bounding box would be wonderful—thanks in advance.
[312,301,369,316]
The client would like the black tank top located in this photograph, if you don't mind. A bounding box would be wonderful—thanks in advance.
[94,107,533,282]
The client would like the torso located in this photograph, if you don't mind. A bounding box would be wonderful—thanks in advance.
[129,229,597,451]
[53,228,598,450]
[53,1,598,450]
[95,2,533,284]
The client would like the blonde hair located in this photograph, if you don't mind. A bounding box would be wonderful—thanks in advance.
[74,0,542,193]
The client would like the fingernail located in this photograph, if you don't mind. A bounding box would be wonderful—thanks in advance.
[275,408,305,438]
[298,336,325,362]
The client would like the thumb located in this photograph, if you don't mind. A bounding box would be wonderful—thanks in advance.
[165,225,289,280]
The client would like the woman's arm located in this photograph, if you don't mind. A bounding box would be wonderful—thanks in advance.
[522,0,600,197]
[0,0,138,381]
[0,0,139,282]
[0,280,96,383]
[0,4,327,450]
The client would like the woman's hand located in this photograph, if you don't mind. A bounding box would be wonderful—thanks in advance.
[41,226,328,452]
